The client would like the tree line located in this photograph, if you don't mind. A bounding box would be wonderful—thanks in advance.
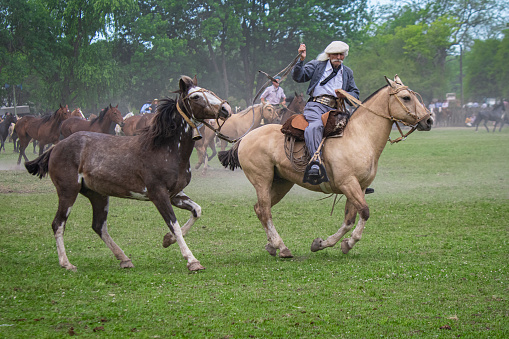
[1,0,508,116]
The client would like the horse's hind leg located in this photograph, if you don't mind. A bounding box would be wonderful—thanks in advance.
[255,178,294,258]
[81,188,133,268]
[163,191,202,248]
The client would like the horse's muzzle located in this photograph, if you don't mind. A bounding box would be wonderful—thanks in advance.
[417,116,433,131]
[219,103,232,120]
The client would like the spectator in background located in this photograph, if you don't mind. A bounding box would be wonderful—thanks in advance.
[140,100,151,114]
[150,99,159,114]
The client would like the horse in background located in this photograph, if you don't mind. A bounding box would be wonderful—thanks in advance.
[14,104,70,164]
[218,103,278,152]
[278,92,306,124]
[70,108,85,119]
[0,113,17,152]
[122,112,155,136]
[193,119,220,174]
[24,75,231,272]
[115,112,134,135]
[60,104,123,138]
[474,102,507,132]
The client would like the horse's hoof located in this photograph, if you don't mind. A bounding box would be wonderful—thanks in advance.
[311,238,324,252]
[62,264,77,272]
[188,261,205,271]
[265,243,277,256]
[279,248,293,258]
[120,260,134,268]
[162,233,176,248]
[341,239,352,254]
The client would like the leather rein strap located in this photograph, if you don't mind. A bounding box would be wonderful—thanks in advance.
[336,87,430,144]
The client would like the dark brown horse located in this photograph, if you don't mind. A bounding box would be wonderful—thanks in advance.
[0,113,17,152]
[25,76,231,272]
[15,104,70,164]
[279,92,306,124]
[60,104,123,138]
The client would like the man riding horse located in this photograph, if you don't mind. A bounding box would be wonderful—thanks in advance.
[292,41,360,184]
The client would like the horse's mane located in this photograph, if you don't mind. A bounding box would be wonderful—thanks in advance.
[41,108,61,123]
[492,101,506,111]
[140,97,182,150]
[90,106,109,125]
[350,85,388,115]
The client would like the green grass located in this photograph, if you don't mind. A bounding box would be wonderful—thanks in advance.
[0,127,508,338]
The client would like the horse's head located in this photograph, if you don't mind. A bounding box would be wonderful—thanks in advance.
[178,75,231,122]
[385,75,433,131]
[57,104,71,121]
[289,92,306,113]
[262,104,278,123]
[107,104,124,125]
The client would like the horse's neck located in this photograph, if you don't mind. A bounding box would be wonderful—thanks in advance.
[344,98,393,156]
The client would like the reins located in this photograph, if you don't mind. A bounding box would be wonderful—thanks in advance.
[336,87,430,144]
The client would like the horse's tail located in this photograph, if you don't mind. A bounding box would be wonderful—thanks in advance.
[25,147,54,179]
[218,141,242,171]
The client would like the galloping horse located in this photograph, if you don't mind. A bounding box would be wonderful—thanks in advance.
[218,103,278,152]
[219,75,432,258]
[474,102,506,132]
[24,76,231,272]
[279,92,306,124]
[0,113,17,152]
[122,112,155,136]
[60,104,123,138]
[15,104,70,164]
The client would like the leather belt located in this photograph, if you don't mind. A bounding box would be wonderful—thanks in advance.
[310,95,338,108]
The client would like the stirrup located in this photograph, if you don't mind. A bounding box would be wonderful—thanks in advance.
[303,160,329,185]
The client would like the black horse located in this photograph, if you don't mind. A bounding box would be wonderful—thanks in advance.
[474,102,507,132]
[0,113,17,152]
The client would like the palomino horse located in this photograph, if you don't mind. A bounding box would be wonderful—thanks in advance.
[219,103,278,151]
[60,104,123,138]
[219,75,433,258]
[0,113,17,152]
[122,112,156,136]
[474,102,506,132]
[24,76,231,272]
[15,104,70,164]
[193,119,220,174]
[279,92,306,124]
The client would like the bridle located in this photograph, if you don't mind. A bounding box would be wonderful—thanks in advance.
[336,86,431,144]
[175,87,231,141]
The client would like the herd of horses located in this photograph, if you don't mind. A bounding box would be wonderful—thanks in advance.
[0,75,505,272]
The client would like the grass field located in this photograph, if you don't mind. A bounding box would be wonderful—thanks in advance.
[0,127,508,338]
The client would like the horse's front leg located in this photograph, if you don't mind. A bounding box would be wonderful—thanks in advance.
[151,190,204,271]
[255,180,293,258]
[311,199,357,252]
[163,191,202,248]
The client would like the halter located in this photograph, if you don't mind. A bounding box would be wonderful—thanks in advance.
[336,86,431,144]
[175,87,230,141]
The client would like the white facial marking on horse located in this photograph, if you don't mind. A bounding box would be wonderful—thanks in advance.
[188,86,222,106]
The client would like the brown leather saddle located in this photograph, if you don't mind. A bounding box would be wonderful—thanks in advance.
[281,110,349,141]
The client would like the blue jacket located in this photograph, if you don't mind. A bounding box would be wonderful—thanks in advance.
[292,59,360,101]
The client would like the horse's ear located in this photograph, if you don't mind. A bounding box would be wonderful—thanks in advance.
[394,74,403,85]
[193,75,197,86]
[385,76,395,88]
[295,91,298,96]
[116,104,119,108]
